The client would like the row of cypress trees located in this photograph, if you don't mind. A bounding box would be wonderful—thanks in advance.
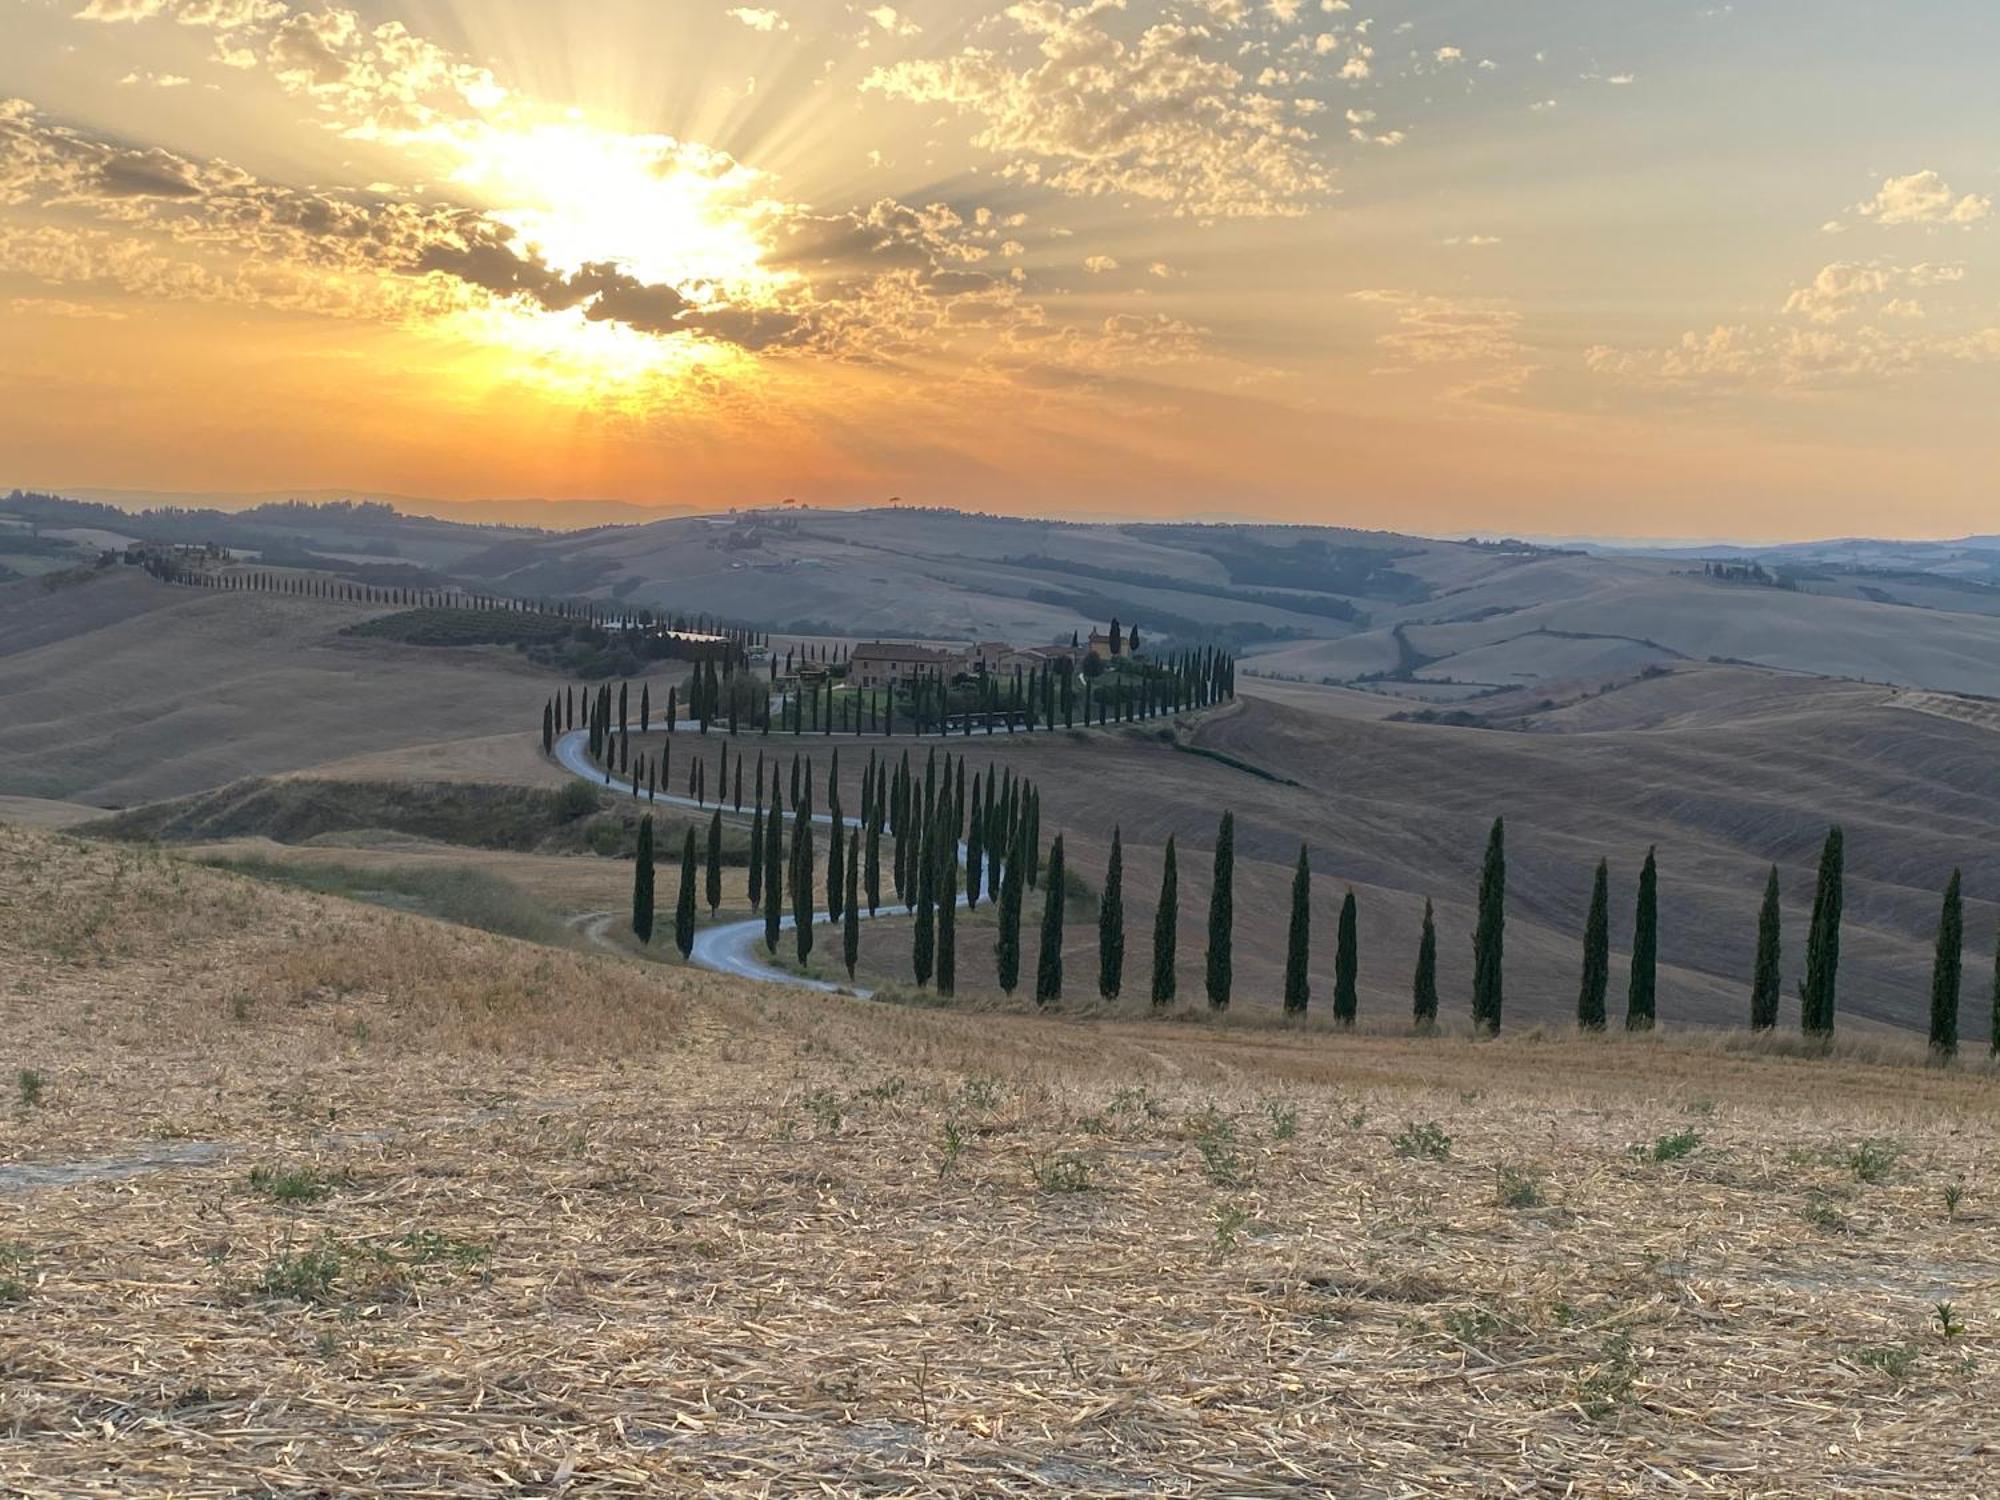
[627,744,1987,1053]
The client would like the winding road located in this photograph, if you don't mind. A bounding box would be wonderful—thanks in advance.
[554,724,967,996]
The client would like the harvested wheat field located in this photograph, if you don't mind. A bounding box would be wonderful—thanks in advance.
[4,825,1999,1496]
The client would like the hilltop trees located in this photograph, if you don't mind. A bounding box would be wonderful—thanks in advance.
[1099,827,1125,1000]
[1284,843,1310,1016]
[1751,866,1782,1030]
[632,815,655,944]
[1930,869,1963,1060]
[1801,825,1844,1039]
[1626,847,1658,1031]
[1413,898,1438,1031]
[1206,812,1234,1010]
[1036,834,1066,1006]
[1578,859,1609,1030]
[1151,835,1179,1007]
[1333,889,1358,1025]
[1472,818,1506,1034]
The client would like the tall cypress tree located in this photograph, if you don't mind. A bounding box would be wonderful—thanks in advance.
[1413,898,1438,1031]
[965,773,985,910]
[1099,826,1125,999]
[705,809,723,916]
[674,827,698,960]
[763,782,784,953]
[864,801,882,915]
[1151,835,1179,1006]
[792,788,815,966]
[1284,843,1310,1015]
[1332,889,1359,1024]
[1929,868,1963,1060]
[1578,858,1609,1030]
[995,822,1025,994]
[1801,825,1844,1039]
[937,827,958,996]
[1205,811,1234,1011]
[1626,847,1657,1031]
[749,788,765,908]
[1750,865,1781,1030]
[1035,834,1066,1006]
[913,817,937,986]
[843,829,861,981]
[1990,923,2000,1058]
[632,814,655,944]
[1472,817,1506,1034]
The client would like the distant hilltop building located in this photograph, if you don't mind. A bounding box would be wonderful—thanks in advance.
[848,622,1139,689]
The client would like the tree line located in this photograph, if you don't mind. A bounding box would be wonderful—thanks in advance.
[629,780,1997,1057]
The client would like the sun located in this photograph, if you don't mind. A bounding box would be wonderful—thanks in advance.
[446,119,785,297]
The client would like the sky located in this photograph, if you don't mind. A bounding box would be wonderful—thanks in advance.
[2,0,1997,539]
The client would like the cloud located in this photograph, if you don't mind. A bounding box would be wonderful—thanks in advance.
[1851,170,1991,229]
[1780,261,1963,325]
[863,5,1330,219]
[1083,254,1118,273]
[862,5,919,37]
[726,7,787,31]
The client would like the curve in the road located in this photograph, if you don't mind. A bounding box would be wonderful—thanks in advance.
[554,724,966,997]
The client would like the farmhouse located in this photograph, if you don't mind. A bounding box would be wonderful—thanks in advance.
[848,641,964,690]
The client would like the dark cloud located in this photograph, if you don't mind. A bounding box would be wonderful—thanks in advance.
[93,147,205,198]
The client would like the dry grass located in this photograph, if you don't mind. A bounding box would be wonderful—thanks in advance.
[3,825,1999,1495]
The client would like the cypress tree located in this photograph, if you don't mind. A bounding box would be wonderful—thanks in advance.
[1099,826,1125,999]
[937,827,957,996]
[1578,859,1609,1030]
[1990,923,2000,1058]
[864,802,882,915]
[763,782,784,953]
[749,790,765,908]
[632,814,656,944]
[1025,788,1042,888]
[1626,847,1658,1030]
[913,819,936,986]
[1205,812,1234,1010]
[843,829,861,981]
[1333,889,1358,1025]
[827,797,845,925]
[705,808,723,916]
[1283,843,1310,1015]
[996,822,1025,994]
[1413,898,1438,1030]
[965,773,985,910]
[1801,825,1844,1039]
[1151,835,1179,1006]
[1750,865,1781,1030]
[1929,868,1963,1060]
[674,827,698,960]
[1471,817,1505,1034]
[1035,834,1066,1006]
[792,787,815,966]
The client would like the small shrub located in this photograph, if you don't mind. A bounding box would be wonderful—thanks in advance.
[1029,1152,1094,1194]
[801,1089,843,1135]
[858,1076,906,1103]
[257,1238,344,1303]
[247,1165,336,1204]
[0,1244,32,1303]
[956,1076,1003,1112]
[1848,1138,1903,1184]
[1265,1100,1299,1141]
[1856,1343,1917,1382]
[1934,1301,1965,1340]
[1801,1194,1851,1234]
[1942,1181,1965,1218]
[396,1229,490,1272]
[1107,1085,1163,1121]
[1572,1332,1640,1419]
[16,1069,43,1109]
[1211,1203,1252,1255]
[936,1119,966,1179]
[1642,1129,1701,1163]
[554,781,601,822]
[1392,1121,1452,1160]
[1495,1166,1544,1209]
[1188,1106,1244,1185]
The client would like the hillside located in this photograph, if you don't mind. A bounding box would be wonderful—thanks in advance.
[3,822,1997,1494]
